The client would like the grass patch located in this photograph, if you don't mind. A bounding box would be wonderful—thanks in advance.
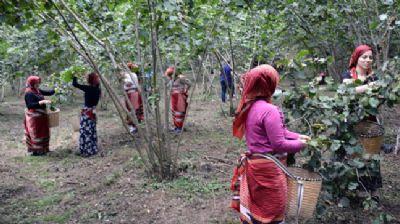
[104,171,121,186]
[13,155,50,167]
[34,193,63,208]
[38,179,56,191]
[42,210,73,224]
[144,176,227,200]
[1,193,65,223]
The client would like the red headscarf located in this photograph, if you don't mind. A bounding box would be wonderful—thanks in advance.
[164,66,175,77]
[87,72,100,86]
[348,44,373,79]
[25,76,41,94]
[232,65,280,139]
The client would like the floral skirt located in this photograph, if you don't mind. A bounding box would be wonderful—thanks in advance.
[79,114,98,156]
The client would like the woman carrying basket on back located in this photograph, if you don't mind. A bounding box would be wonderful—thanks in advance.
[230,65,310,224]
[342,44,382,201]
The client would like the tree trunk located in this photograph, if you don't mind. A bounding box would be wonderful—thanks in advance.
[0,84,5,102]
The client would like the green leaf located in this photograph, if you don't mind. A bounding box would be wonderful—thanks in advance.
[369,98,380,108]
[61,71,74,83]
[369,21,379,30]
[349,159,364,168]
[348,182,358,190]
[354,79,363,85]
[308,139,319,147]
[295,49,310,61]
[329,141,341,152]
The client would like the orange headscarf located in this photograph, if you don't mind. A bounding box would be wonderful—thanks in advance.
[25,75,41,94]
[164,66,175,77]
[232,65,280,139]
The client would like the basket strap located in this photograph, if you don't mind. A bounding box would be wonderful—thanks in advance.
[296,181,304,224]
[252,154,297,180]
[252,153,303,224]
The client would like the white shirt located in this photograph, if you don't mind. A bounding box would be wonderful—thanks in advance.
[123,72,139,89]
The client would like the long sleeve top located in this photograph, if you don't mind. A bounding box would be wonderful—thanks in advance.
[72,77,101,108]
[123,72,139,90]
[25,89,55,110]
[245,100,305,154]
[220,64,232,84]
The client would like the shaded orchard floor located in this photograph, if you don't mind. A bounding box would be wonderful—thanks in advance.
[0,93,399,224]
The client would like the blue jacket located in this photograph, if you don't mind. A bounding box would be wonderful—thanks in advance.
[220,64,232,84]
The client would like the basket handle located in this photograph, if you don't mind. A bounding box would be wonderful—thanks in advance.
[252,153,303,224]
[252,153,298,180]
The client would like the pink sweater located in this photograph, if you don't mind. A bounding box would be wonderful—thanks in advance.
[245,100,305,154]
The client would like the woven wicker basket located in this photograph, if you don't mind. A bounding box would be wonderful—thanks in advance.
[48,108,60,128]
[354,121,384,154]
[286,167,322,222]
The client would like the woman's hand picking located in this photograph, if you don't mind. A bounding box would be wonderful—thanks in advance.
[300,139,308,145]
[39,100,52,105]
[299,134,311,141]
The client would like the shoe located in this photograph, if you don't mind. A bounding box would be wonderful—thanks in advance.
[129,126,138,134]
[174,128,182,134]
[382,143,394,154]
[31,151,46,156]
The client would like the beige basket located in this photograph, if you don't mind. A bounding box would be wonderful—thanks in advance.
[286,167,322,222]
[354,121,384,154]
[254,154,322,223]
[48,108,60,128]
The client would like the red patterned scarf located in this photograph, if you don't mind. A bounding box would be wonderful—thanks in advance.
[233,65,279,139]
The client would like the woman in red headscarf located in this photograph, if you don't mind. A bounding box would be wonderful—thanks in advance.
[72,72,101,157]
[230,65,309,224]
[123,62,144,134]
[24,75,55,156]
[342,44,378,93]
[342,45,382,201]
[165,66,191,133]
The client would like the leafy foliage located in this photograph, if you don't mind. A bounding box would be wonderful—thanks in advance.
[282,58,400,209]
[0,0,400,220]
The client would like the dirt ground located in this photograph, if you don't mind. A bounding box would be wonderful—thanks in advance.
[0,91,399,224]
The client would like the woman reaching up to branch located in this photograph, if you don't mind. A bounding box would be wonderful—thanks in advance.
[230,65,310,224]
[72,72,101,157]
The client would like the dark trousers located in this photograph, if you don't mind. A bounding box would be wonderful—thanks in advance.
[221,80,234,102]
